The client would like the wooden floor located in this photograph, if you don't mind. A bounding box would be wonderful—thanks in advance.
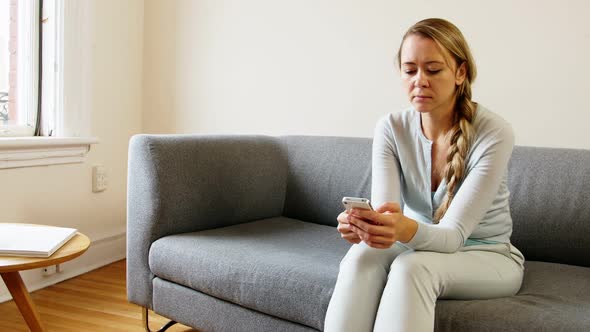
[0,260,200,332]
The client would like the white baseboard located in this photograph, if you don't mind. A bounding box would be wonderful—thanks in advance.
[0,231,126,303]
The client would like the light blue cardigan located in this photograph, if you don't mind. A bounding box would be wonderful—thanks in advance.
[371,104,515,252]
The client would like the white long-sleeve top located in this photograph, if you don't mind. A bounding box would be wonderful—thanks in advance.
[371,104,515,253]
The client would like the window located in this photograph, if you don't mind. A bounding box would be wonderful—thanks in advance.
[0,0,97,169]
[0,0,39,136]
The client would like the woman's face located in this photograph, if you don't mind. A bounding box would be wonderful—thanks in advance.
[400,34,466,116]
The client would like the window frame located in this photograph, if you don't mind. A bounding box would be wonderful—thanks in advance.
[0,0,97,169]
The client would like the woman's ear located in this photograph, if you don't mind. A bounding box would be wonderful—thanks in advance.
[455,62,467,85]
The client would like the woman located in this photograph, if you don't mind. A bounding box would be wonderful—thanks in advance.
[324,18,525,332]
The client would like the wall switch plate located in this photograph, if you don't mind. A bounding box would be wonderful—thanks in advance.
[92,165,107,192]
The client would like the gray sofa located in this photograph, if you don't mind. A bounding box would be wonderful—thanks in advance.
[127,135,590,332]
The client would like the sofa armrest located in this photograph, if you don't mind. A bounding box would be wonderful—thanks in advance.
[126,134,287,308]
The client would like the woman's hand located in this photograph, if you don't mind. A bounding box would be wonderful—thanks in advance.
[347,202,418,249]
[336,211,362,244]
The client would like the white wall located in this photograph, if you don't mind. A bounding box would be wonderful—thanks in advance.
[143,0,590,150]
[0,0,143,301]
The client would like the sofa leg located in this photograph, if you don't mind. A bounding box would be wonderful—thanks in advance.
[143,307,178,332]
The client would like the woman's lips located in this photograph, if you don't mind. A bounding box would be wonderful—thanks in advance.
[413,96,432,102]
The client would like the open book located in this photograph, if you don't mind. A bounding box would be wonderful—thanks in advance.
[0,224,78,258]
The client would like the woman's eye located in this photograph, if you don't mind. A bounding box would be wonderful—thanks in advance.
[428,69,442,74]
[404,70,417,75]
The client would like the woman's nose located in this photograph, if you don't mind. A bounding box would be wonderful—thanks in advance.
[413,70,429,88]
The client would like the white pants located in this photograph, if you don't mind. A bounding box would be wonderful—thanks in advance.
[324,242,525,332]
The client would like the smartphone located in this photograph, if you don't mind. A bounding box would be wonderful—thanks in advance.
[342,197,374,212]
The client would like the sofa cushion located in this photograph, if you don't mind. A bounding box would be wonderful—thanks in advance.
[150,218,590,331]
[149,217,351,330]
[435,261,590,331]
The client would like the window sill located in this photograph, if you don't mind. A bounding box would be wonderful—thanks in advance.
[0,137,98,169]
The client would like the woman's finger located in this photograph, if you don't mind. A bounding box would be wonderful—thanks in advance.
[341,231,358,239]
[351,208,402,227]
[349,209,393,226]
[341,230,359,238]
[375,202,402,214]
[337,211,348,222]
[348,216,394,236]
[337,222,354,234]
[362,234,394,244]
[341,232,361,242]
[349,208,381,223]
[348,221,397,245]
[352,226,395,245]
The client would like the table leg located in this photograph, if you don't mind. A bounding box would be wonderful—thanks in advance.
[1,271,47,332]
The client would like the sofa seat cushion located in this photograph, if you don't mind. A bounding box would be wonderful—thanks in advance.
[149,217,351,330]
[435,261,590,331]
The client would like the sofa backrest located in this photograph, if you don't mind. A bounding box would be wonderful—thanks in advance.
[508,146,590,267]
[281,136,372,227]
[281,136,590,267]
[129,135,288,236]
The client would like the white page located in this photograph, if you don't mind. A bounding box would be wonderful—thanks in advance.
[0,224,78,257]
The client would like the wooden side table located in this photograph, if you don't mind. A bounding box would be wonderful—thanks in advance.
[0,224,91,332]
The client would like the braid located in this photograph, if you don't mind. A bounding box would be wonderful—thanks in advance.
[433,82,476,223]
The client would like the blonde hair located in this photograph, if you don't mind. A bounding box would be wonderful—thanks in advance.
[396,18,477,223]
